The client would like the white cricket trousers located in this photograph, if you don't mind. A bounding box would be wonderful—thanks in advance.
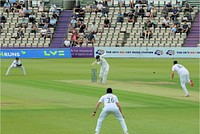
[179,72,190,95]
[95,108,128,134]
[99,67,109,84]
[6,66,26,76]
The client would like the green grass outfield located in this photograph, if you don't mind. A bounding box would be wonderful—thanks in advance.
[0,58,199,134]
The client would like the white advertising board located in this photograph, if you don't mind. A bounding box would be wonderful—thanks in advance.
[94,47,200,58]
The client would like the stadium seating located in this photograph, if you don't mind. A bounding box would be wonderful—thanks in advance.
[66,0,199,47]
[0,6,55,48]
[1,0,199,48]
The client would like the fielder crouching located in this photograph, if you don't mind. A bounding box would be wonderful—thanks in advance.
[6,57,26,76]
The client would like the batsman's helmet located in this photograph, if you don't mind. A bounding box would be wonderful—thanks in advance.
[96,55,100,60]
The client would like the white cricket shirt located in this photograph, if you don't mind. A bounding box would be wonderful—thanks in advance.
[172,64,189,76]
[99,93,119,109]
[11,60,21,67]
[97,56,109,69]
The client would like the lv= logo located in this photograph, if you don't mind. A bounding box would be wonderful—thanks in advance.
[44,50,65,56]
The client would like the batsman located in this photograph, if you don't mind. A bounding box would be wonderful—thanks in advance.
[91,50,109,84]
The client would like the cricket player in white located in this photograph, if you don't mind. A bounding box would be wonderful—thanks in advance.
[92,51,109,84]
[171,60,194,97]
[6,57,26,76]
[92,88,129,134]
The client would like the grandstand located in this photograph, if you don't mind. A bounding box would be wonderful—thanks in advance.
[0,0,199,48]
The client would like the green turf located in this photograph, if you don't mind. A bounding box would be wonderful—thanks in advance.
[0,58,199,134]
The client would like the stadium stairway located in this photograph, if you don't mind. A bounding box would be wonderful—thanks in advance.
[50,10,72,48]
[184,12,199,47]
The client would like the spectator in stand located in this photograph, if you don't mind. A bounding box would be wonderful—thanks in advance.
[151,17,157,28]
[90,2,97,12]
[165,1,172,12]
[184,2,193,13]
[147,2,153,12]
[130,6,136,14]
[162,17,170,28]
[119,0,125,7]
[86,32,95,44]
[184,12,193,22]
[3,2,11,13]
[64,37,72,47]
[40,27,47,38]
[49,17,57,28]
[71,29,79,46]
[130,0,135,8]
[79,21,86,33]
[9,0,17,5]
[128,10,134,18]
[104,17,111,27]
[0,14,7,23]
[19,0,24,4]
[78,8,85,18]
[177,0,183,5]
[181,21,189,35]
[138,6,145,18]
[117,11,124,23]
[38,1,44,12]
[89,21,98,34]
[173,17,180,27]
[175,1,182,12]
[30,23,37,34]
[74,2,81,13]
[0,24,3,34]
[40,12,47,23]
[9,3,15,12]
[139,0,146,4]
[71,12,78,20]
[24,7,30,17]
[53,8,60,17]
[102,0,108,7]
[19,8,25,17]
[45,16,50,23]
[144,19,152,30]
[28,12,36,23]
[170,24,177,35]
[16,17,28,28]
[49,3,57,12]
[85,3,91,13]
[127,15,134,23]
[142,29,153,38]
[76,36,84,46]
[135,2,141,8]
[149,7,157,18]
[15,1,22,11]
[171,6,179,21]
[100,6,109,17]
[52,12,58,20]
[70,17,77,29]
[76,18,82,28]
[21,17,28,28]
[16,27,24,39]
[43,22,49,29]
[96,2,104,13]
[161,6,168,18]
[45,28,52,39]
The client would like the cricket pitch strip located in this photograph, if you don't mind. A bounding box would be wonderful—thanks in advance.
[55,80,199,102]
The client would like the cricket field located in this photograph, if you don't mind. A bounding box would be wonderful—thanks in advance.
[0,58,199,134]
